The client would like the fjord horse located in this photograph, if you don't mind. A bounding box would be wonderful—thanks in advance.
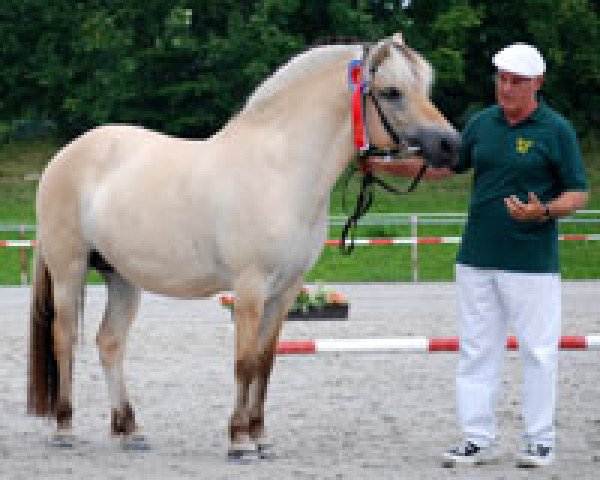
[28,33,459,460]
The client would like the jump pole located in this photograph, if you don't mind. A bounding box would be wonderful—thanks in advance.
[276,336,600,355]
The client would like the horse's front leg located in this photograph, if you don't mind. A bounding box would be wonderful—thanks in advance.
[247,332,281,459]
[228,287,264,462]
[247,279,303,459]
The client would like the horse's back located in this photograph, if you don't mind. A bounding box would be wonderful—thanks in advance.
[43,124,193,179]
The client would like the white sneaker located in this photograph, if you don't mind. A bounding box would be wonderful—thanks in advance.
[442,440,501,467]
[516,443,554,467]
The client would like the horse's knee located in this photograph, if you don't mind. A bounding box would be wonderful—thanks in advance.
[235,355,260,380]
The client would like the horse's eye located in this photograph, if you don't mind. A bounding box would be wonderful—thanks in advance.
[380,87,403,102]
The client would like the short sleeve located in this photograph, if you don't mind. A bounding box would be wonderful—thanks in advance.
[552,120,588,191]
[452,114,478,174]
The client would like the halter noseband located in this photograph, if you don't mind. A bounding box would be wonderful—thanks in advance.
[340,44,427,255]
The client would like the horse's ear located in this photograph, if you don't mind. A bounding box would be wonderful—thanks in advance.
[392,32,405,46]
[369,42,391,73]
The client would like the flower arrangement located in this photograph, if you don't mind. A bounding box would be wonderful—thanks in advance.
[219,283,348,315]
[290,284,347,313]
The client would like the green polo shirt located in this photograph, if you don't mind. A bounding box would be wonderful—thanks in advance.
[454,102,588,273]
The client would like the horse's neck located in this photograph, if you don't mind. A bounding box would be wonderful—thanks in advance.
[229,60,354,210]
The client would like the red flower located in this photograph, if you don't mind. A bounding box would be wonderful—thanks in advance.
[220,294,235,307]
[326,291,347,305]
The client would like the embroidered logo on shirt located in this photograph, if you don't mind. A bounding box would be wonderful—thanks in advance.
[516,137,534,154]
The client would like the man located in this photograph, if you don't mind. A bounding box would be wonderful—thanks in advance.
[369,43,589,467]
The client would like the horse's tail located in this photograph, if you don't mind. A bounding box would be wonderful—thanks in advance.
[27,246,58,416]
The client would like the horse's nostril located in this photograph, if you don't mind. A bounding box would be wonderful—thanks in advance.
[440,138,453,153]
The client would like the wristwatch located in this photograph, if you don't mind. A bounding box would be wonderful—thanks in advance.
[540,204,552,222]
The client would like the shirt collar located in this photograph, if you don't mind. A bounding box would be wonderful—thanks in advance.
[494,98,547,127]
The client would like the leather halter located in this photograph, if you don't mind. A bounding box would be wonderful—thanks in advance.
[348,55,418,166]
[340,45,427,254]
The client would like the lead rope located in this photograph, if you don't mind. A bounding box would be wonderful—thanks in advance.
[340,169,374,255]
[339,161,427,255]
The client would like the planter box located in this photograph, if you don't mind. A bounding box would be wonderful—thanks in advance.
[286,304,349,321]
[227,304,349,321]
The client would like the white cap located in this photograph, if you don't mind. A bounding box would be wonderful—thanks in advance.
[492,43,545,77]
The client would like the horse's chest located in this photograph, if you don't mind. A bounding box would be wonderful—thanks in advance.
[271,223,326,275]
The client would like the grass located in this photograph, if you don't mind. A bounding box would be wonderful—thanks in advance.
[1,137,599,285]
[0,139,57,222]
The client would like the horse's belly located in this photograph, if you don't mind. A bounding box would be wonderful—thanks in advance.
[86,199,226,298]
[121,257,225,298]
[95,233,225,297]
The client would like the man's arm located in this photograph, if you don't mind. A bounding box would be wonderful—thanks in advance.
[504,191,589,221]
[546,191,589,218]
[367,157,455,180]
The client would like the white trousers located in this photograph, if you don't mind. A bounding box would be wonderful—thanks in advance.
[455,263,561,448]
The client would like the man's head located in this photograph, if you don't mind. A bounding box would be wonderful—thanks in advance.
[492,43,545,120]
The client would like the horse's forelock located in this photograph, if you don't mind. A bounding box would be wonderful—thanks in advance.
[389,42,434,93]
[363,38,433,95]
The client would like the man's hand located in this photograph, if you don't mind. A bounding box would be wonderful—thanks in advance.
[504,192,546,221]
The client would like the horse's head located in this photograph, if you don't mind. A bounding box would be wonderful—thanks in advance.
[363,33,460,168]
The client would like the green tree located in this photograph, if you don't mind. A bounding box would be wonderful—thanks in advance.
[1,0,597,139]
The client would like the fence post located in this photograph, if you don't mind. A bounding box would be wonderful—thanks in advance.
[19,224,28,285]
[411,215,418,282]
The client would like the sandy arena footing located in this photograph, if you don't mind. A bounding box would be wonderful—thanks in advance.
[1,282,599,479]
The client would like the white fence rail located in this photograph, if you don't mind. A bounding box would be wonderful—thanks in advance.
[2,210,600,233]
[2,210,599,284]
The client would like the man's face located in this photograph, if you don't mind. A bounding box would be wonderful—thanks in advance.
[495,70,543,115]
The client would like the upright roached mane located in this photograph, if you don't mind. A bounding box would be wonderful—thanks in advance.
[244,41,434,113]
[27,33,458,460]
[245,45,363,110]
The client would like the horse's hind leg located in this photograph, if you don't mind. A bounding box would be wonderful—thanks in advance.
[48,257,87,447]
[95,270,144,449]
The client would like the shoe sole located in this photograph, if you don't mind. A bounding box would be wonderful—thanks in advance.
[442,456,501,468]
[516,457,553,468]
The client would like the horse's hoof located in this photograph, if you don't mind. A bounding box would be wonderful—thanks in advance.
[121,433,150,451]
[257,442,276,460]
[227,444,259,464]
[48,432,77,448]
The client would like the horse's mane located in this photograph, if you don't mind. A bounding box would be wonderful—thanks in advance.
[242,36,434,113]
[243,44,362,112]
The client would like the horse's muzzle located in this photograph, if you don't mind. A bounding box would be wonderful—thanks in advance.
[406,126,461,169]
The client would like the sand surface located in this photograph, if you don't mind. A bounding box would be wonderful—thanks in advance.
[1,282,599,479]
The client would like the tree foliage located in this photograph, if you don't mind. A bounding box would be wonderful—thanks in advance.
[1,0,598,139]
